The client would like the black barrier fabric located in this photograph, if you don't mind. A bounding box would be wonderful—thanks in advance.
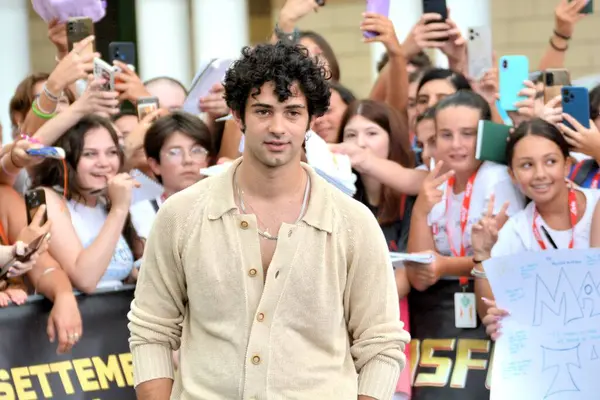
[0,288,136,400]
[408,279,492,400]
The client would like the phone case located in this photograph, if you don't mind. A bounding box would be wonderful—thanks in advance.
[499,55,530,112]
[422,0,448,19]
[562,86,590,129]
[467,26,493,80]
[67,17,95,53]
[364,0,391,38]
[24,189,47,226]
[93,58,117,91]
[137,97,160,120]
[543,69,571,103]
[570,0,593,14]
[108,42,136,67]
[476,120,511,164]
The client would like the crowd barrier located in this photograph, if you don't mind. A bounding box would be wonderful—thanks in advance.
[0,286,136,400]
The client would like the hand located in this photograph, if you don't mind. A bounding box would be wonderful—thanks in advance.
[506,80,544,127]
[107,173,141,211]
[415,160,455,215]
[440,12,467,67]
[279,0,321,28]
[470,58,499,104]
[47,292,82,354]
[71,76,120,117]
[481,297,509,341]
[12,205,52,278]
[471,194,509,261]
[5,287,28,306]
[540,95,563,125]
[402,13,450,58]
[361,13,402,56]
[199,83,229,120]
[47,36,99,93]
[558,114,600,158]
[406,251,444,291]
[48,18,68,59]
[329,142,373,173]
[554,0,587,38]
[113,61,151,104]
[8,139,46,170]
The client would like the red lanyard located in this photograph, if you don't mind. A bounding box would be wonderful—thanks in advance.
[532,189,578,250]
[444,172,477,286]
[591,172,600,189]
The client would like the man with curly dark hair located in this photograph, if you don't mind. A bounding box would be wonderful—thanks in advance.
[129,42,409,400]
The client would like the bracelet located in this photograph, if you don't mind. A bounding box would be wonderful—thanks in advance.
[471,267,487,279]
[549,37,568,52]
[20,134,42,144]
[1,155,17,176]
[553,29,571,40]
[31,99,57,120]
[36,96,57,115]
[42,83,61,102]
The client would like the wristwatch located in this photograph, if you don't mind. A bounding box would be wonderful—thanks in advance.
[274,23,300,45]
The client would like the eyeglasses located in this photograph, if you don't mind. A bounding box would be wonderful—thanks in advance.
[163,146,209,163]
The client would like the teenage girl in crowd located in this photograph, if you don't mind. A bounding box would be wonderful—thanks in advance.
[473,119,600,339]
[406,91,525,399]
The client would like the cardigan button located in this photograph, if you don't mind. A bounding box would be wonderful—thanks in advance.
[251,355,261,365]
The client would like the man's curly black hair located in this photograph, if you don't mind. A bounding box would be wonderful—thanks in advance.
[223,42,331,123]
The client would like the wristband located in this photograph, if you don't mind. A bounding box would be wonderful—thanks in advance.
[549,37,568,52]
[31,99,57,120]
[43,83,62,102]
[553,29,571,40]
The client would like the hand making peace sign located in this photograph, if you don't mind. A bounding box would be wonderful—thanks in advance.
[471,193,510,261]
[414,161,455,215]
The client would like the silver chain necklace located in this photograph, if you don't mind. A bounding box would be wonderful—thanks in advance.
[235,168,311,241]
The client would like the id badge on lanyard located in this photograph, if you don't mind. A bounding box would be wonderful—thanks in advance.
[445,173,478,329]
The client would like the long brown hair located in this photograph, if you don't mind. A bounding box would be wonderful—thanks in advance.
[31,114,141,258]
[338,100,415,224]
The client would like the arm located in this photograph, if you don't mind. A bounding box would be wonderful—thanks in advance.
[217,120,243,160]
[44,189,130,293]
[362,157,427,196]
[345,207,410,400]
[591,200,600,247]
[129,201,187,395]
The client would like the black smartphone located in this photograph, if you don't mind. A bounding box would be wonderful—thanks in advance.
[0,233,49,278]
[422,0,448,41]
[25,189,47,226]
[108,42,136,66]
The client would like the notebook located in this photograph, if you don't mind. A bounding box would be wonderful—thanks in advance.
[475,120,511,165]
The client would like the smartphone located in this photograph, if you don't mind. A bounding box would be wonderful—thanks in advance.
[93,58,117,91]
[499,55,530,112]
[364,0,391,38]
[66,17,95,55]
[422,0,448,41]
[562,86,590,129]
[543,69,571,103]
[467,26,493,81]
[569,0,593,14]
[24,189,47,226]
[108,42,136,67]
[0,233,49,279]
[137,97,160,120]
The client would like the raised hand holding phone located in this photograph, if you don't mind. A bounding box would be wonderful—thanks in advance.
[71,76,120,116]
[107,173,141,212]
[414,160,455,215]
[360,12,402,56]
[558,113,600,157]
[50,35,99,91]
[113,60,151,104]
[402,13,451,57]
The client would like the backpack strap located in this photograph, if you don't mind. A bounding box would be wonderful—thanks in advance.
[571,159,598,187]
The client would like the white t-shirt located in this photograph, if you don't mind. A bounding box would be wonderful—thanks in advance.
[130,195,163,240]
[427,161,526,257]
[492,188,600,257]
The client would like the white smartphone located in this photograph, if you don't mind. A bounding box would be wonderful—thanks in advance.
[93,58,117,91]
[467,26,493,81]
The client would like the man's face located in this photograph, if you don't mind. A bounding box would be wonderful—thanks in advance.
[235,82,310,169]
[146,81,186,111]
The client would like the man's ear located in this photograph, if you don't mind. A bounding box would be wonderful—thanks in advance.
[232,111,245,133]
[147,157,161,178]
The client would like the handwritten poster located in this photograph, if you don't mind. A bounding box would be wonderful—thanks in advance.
[483,249,600,400]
